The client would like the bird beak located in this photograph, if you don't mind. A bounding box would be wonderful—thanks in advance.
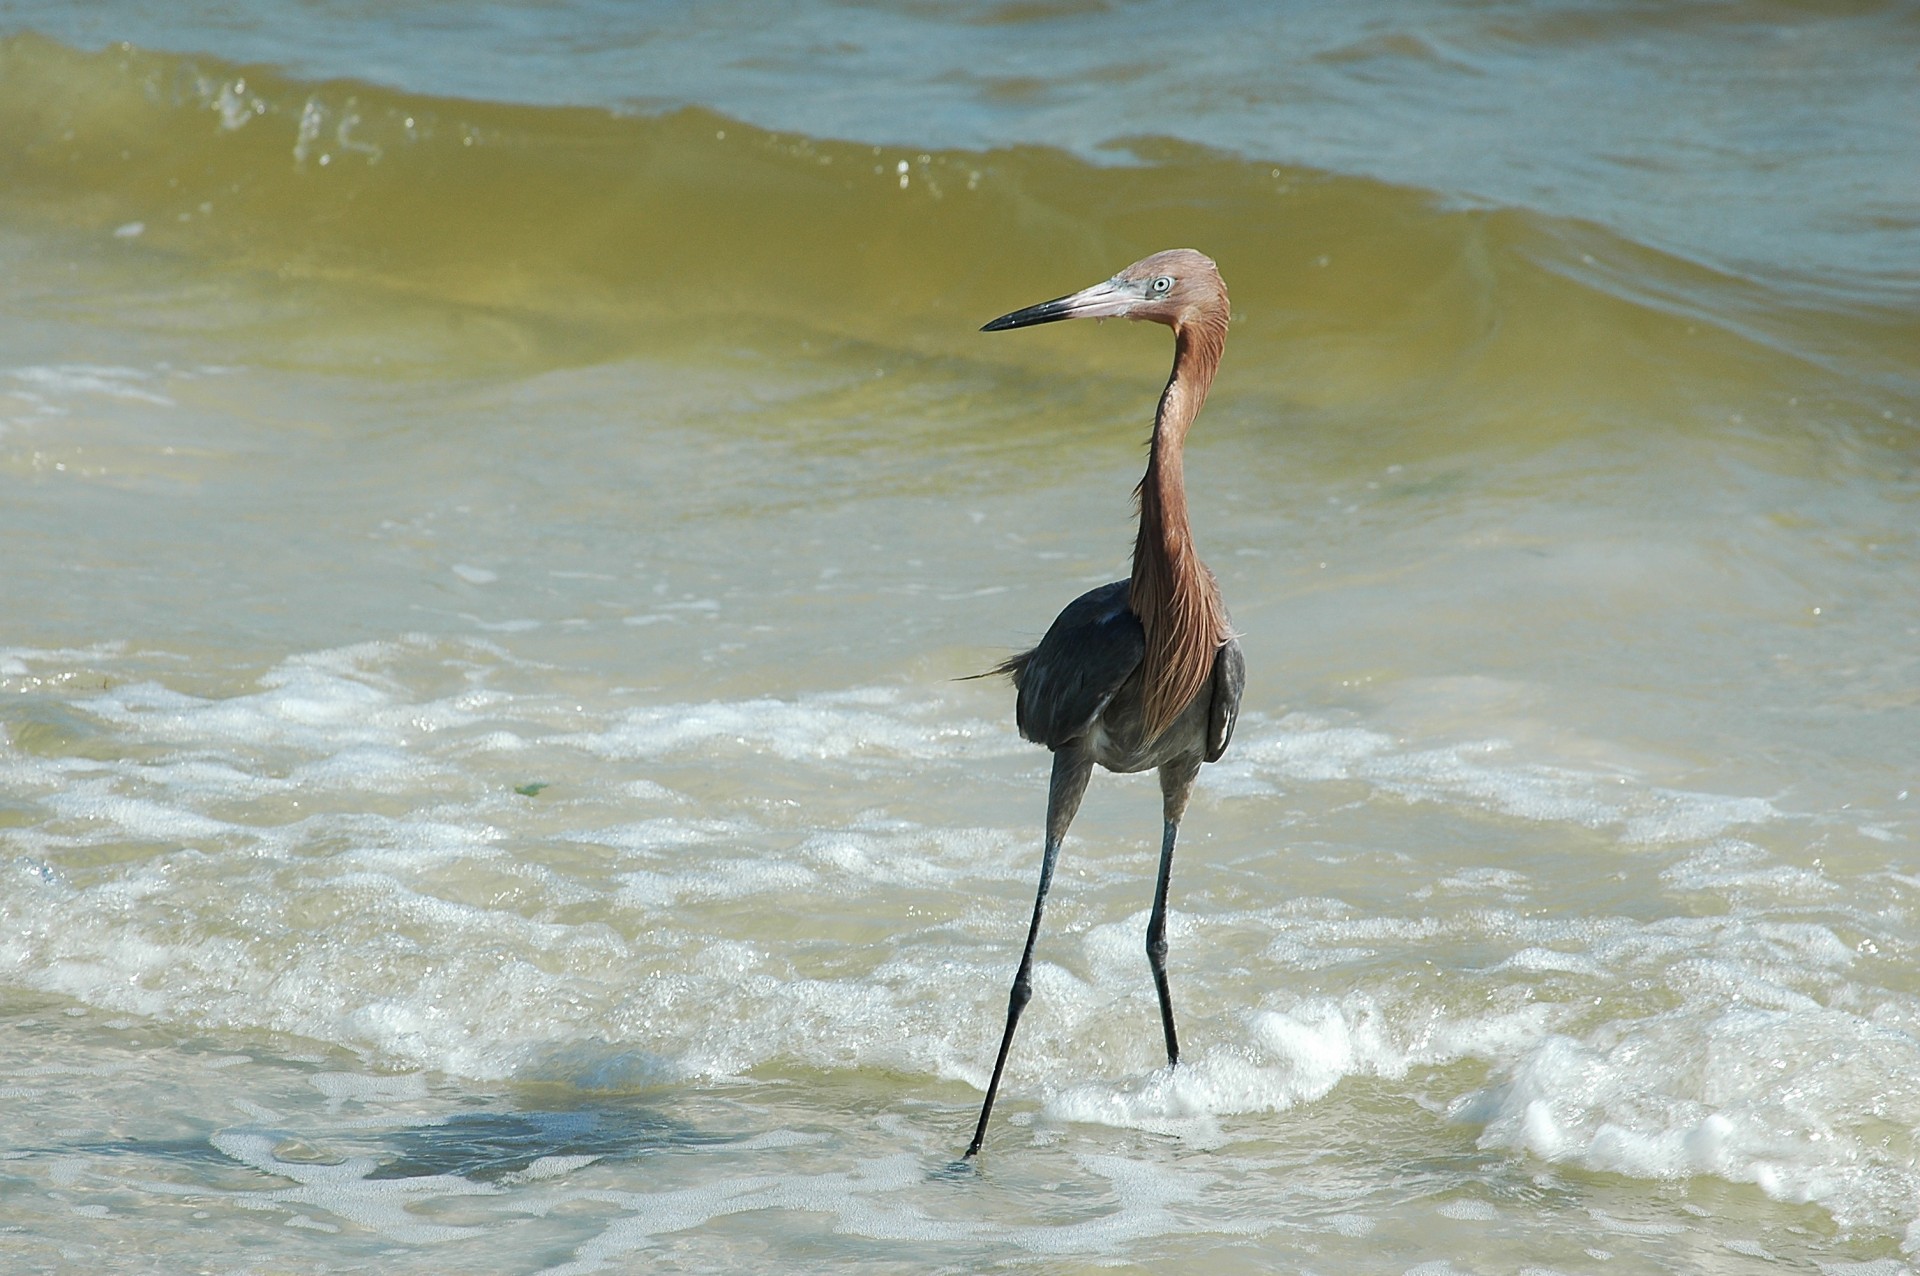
[981,276,1139,332]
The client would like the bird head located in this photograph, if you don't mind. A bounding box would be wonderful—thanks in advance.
[981,249,1225,334]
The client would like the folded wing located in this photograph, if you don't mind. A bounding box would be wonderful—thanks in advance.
[1000,580,1145,750]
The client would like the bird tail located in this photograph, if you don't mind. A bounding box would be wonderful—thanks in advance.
[955,650,1031,683]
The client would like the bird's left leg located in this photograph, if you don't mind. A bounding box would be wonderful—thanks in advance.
[1148,757,1200,1067]
[965,746,1094,1158]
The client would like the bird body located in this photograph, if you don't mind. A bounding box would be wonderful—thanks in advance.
[998,578,1241,775]
[965,249,1243,1159]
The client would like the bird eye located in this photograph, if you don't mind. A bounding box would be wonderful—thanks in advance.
[1151,275,1174,295]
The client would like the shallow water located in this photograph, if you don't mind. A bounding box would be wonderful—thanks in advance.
[1,4,1918,1272]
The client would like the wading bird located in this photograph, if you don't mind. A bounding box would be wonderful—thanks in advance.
[966,249,1244,1158]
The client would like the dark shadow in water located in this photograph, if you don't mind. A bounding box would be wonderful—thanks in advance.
[361,1106,732,1182]
[72,1104,735,1184]
[70,1135,239,1168]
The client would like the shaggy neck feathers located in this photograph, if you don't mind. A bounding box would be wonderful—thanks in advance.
[1129,311,1230,741]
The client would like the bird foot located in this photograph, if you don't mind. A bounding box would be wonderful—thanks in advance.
[929,1157,981,1182]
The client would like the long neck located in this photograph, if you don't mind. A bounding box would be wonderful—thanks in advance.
[1130,317,1230,741]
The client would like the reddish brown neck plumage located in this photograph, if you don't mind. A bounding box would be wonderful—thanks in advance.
[1130,308,1231,741]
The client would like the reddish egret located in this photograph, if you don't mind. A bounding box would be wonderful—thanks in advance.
[966,248,1244,1158]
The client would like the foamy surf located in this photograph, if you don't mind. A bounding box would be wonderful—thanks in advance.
[5,636,1916,1260]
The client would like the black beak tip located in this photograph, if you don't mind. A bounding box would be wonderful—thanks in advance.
[980,300,1068,333]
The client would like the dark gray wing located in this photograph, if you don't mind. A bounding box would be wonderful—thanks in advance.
[1204,636,1245,763]
[1005,580,1144,750]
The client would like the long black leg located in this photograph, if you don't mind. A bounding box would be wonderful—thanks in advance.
[1148,760,1199,1067]
[1146,817,1181,1065]
[966,748,1093,1159]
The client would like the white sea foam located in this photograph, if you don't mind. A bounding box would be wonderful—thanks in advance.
[561,688,1010,765]
[205,1129,493,1243]
[1457,1003,1920,1233]
[520,1148,1267,1275]
[1437,1199,1499,1221]
[2,640,1913,1248]
[1209,714,1778,841]
[310,1070,431,1111]
[7,363,175,407]
[1042,991,1553,1139]
[794,823,1023,888]
[45,787,237,842]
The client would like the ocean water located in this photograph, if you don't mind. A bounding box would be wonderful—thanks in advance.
[1,2,1917,1272]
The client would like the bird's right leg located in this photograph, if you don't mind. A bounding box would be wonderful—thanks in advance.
[1147,757,1199,1068]
[965,747,1094,1159]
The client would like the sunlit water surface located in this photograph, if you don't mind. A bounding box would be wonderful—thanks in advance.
[1,3,1917,1272]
